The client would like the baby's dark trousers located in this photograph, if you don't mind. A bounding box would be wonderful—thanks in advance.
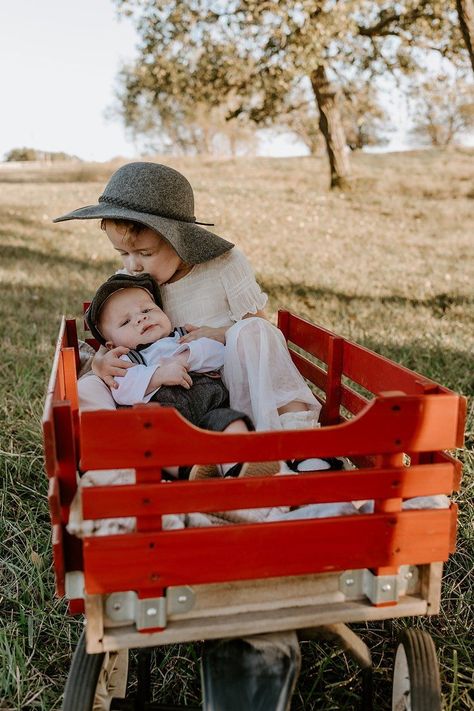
[150,372,253,433]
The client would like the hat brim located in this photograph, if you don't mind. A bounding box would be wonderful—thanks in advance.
[53,204,234,265]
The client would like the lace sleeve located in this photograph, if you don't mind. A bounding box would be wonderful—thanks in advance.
[220,247,268,322]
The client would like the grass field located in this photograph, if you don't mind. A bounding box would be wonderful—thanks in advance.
[0,149,472,709]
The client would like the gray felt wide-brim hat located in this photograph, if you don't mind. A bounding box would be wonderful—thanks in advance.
[53,161,234,264]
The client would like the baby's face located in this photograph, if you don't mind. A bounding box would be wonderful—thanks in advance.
[99,288,172,349]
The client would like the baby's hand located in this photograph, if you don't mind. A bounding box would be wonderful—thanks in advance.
[92,346,134,389]
[154,358,193,389]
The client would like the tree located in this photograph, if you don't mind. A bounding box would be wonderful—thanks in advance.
[409,73,474,146]
[340,82,392,151]
[114,1,469,188]
[111,71,257,157]
[457,0,474,73]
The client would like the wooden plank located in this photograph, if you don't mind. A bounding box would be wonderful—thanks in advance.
[84,595,104,653]
[288,350,327,392]
[373,453,404,579]
[324,337,344,425]
[342,340,440,396]
[167,573,346,621]
[449,503,458,553]
[433,451,463,490]
[340,385,370,415]
[454,395,468,451]
[52,402,77,515]
[80,393,464,471]
[277,310,290,339]
[82,463,456,519]
[47,477,61,525]
[419,562,443,616]
[94,595,428,652]
[65,318,80,371]
[83,509,454,593]
[286,313,337,363]
[61,347,79,413]
[42,318,66,409]
[42,416,57,479]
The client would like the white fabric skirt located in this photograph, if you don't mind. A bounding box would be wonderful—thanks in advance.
[223,318,321,431]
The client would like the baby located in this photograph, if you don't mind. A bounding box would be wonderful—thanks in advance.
[86,273,262,478]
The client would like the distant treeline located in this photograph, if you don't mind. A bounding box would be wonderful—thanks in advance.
[4,147,81,162]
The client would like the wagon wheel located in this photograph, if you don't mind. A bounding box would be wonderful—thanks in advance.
[391,629,441,711]
[62,630,129,711]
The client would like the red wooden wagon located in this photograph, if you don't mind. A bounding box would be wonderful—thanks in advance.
[42,310,466,710]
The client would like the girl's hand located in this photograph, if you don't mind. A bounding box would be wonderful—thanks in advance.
[91,346,135,389]
[179,324,227,344]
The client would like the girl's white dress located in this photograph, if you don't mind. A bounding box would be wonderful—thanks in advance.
[79,247,320,430]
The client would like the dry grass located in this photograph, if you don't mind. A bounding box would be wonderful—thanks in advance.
[0,148,472,709]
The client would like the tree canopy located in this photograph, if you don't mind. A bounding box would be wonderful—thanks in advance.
[113,1,470,186]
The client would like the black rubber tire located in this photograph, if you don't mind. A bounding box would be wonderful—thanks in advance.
[62,630,106,711]
[391,629,441,711]
[62,630,129,710]
[360,667,374,710]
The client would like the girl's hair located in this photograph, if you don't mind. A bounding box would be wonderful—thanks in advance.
[100,218,149,244]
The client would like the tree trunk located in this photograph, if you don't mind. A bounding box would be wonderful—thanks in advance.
[457,0,474,74]
[310,65,351,189]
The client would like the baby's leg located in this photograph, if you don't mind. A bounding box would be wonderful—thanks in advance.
[193,408,279,479]
[153,374,229,426]
[198,408,254,476]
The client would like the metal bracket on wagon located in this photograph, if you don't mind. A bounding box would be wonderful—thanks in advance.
[339,566,419,605]
[103,586,196,631]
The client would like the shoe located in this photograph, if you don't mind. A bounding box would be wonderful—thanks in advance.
[189,464,220,480]
[238,461,281,477]
[286,457,344,473]
[190,460,281,480]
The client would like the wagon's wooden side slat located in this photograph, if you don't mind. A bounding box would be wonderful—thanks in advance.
[82,463,457,520]
[82,508,455,594]
[288,350,327,392]
[340,385,370,415]
[51,524,65,597]
[42,318,84,599]
[342,339,441,396]
[434,451,463,490]
[279,310,338,363]
[80,392,464,471]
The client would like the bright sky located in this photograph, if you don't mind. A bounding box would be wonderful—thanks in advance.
[0,0,309,161]
[0,0,142,161]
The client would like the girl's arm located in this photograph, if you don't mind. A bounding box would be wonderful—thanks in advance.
[178,311,268,344]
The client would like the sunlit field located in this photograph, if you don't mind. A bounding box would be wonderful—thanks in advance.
[0,149,472,709]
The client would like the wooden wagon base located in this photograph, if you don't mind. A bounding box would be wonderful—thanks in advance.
[84,563,442,654]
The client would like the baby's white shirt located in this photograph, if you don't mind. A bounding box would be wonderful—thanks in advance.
[112,332,225,406]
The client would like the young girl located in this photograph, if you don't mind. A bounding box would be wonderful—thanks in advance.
[54,161,337,472]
